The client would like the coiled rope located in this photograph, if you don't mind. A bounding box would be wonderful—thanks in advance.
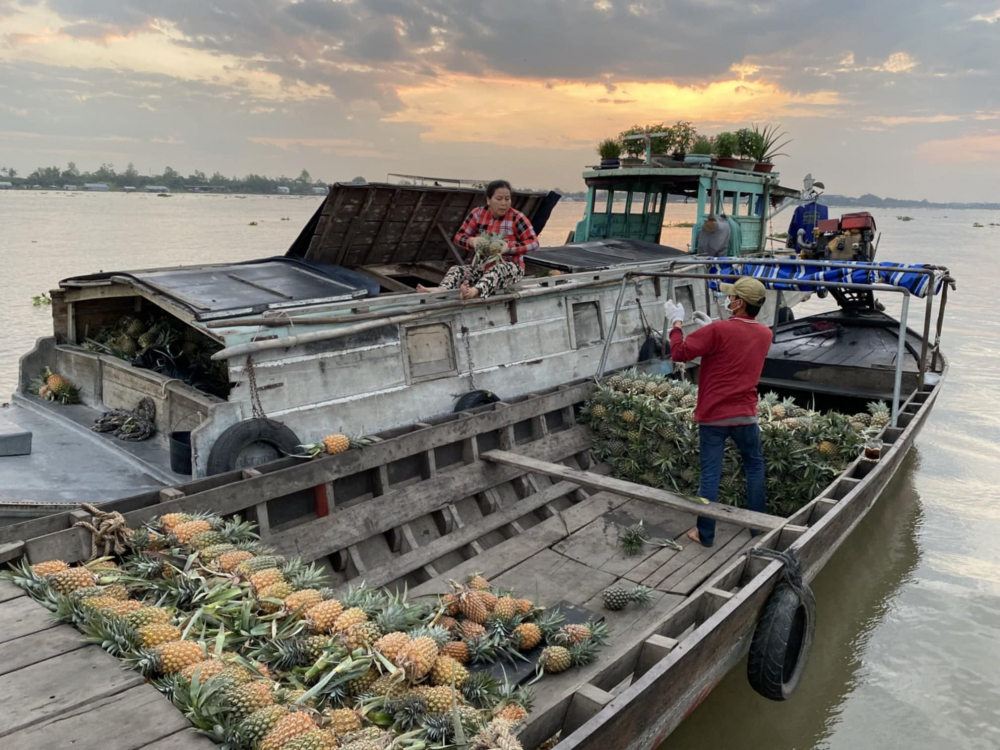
[746,546,816,620]
[73,502,132,559]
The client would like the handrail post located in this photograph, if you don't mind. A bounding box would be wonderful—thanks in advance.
[892,292,910,427]
[918,285,934,384]
[596,273,632,381]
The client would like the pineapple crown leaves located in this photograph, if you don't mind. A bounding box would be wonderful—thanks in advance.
[420,712,456,745]
[1,558,55,601]
[464,635,499,665]
[617,521,648,556]
[281,559,329,591]
[584,618,612,647]
[532,606,566,637]
[76,607,144,657]
[460,671,501,708]
[628,584,655,605]
[496,675,534,713]
[392,694,431,732]
[340,581,388,616]
[407,624,452,649]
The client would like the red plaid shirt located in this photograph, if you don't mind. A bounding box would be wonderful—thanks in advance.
[454,206,539,269]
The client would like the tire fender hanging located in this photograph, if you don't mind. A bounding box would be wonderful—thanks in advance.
[454,390,501,412]
[746,547,817,701]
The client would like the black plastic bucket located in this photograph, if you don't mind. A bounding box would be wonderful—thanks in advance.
[169,431,192,475]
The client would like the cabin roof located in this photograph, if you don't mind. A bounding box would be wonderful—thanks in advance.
[582,166,800,201]
[285,181,560,269]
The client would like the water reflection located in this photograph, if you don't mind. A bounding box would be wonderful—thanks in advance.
[661,450,924,750]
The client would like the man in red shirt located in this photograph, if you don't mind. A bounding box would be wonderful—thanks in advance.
[416,180,539,300]
[665,276,773,547]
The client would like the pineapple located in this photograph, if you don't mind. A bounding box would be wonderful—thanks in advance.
[467,574,491,591]
[180,658,227,682]
[539,646,572,674]
[305,599,344,633]
[226,680,276,719]
[817,440,839,458]
[240,705,289,747]
[284,589,324,615]
[159,513,192,531]
[236,555,286,576]
[620,410,638,425]
[769,401,787,421]
[495,704,528,723]
[197,543,236,561]
[512,623,542,651]
[658,424,678,441]
[430,655,469,687]
[70,583,127,601]
[259,582,295,613]
[397,636,439,681]
[283,726,336,748]
[868,401,891,428]
[30,560,68,577]
[52,567,97,594]
[250,568,286,593]
[260,712,318,750]
[298,434,370,458]
[172,519,213,544]
[668,385,687,401]
[125,606,172,629]
[441,593,460,616]
[458,590,491,624]
[138,623,182,648]
[601,587,630,611]
[346,666,379,696]
[188,530,226,550]
[370,673,408,698]
[341,621,381,650]
[216,550,255,573]
[435,615,458,631]
[626,429,642,443]
[154,640,204,674]
[137,331,157,351]
[374,631,411,663]
[332,607,368,632]
[514,598,534,615]
[852,412,873,427]
[590,404,607,420]
[44,369,73,398]
[458,621,487,640]
[115,335,138,358]
[560,624,591,645]
[605,438,625,455]
[440,641,470,663]
[324,707,362,736]
[418,685,461,714]
[680,394,698,409]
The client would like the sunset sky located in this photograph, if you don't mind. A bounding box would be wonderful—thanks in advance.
[1,0,998,201]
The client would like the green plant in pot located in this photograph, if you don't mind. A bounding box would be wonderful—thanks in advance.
[684,135,714,164]
[735,128,760,170]
[618,125,647,160]
[714,132,739,168]
[597,137,623,168]
[749,123,791,172]
[670,121,696,159]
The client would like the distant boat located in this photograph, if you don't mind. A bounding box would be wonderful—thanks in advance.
[144,185,170,193]
[82,183,109,192]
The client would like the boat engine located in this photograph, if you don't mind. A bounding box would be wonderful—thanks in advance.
[798,212,877,262]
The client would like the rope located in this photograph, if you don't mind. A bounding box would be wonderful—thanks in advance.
[73,503,132,560]
[245,354,267,420]
[471,719,523,750]
[746,547,816,619]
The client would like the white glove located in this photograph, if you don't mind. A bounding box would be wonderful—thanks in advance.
[469,235,487,251]
[692,311,713,329]
[664,300,685,327]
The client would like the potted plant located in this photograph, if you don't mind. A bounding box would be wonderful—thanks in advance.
[671,121,696,160]
[749,123,791,173]
[685,135,713,165]
[618,125,647,165]
[735,128,759,170]
[597,138,622,169]
[647,123,673,158]
[714,132,739,168]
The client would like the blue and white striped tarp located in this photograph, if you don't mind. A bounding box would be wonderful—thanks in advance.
[707,259,945,298]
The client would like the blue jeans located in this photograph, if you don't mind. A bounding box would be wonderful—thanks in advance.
[697,424,766,546]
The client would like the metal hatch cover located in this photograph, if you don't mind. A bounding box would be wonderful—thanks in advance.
[130,261,367,320]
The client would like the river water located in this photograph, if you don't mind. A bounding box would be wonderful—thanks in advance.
[2,192,999,749]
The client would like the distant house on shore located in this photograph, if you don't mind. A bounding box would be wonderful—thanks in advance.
[82,183,109,192]
[63,185,78,191]
[311,186,329,195]
[122,186,137,192]
[276,186,291,195]
[188,185,227,193]
[0,182,13,190]
[144,185,170,193]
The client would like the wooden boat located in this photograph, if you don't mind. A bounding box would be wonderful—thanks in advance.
[0,262,954,749]
[12,164,810,485]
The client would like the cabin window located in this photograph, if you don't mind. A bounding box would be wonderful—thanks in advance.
[648,193,660,213]
[403,322,457,383]
[593,190,610,214]
[629,191,647,215]
[571,301,604,348]
[610,191,627,213]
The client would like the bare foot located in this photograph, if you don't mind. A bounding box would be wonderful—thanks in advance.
[460,284,481,300]
[686,528,705,546]
[416,284,444,293]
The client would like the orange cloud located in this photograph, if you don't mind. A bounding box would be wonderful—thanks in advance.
[388,73,842,149]
[916,134,1000,163]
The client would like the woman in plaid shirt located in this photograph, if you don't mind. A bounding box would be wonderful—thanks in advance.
[417,180,539,299]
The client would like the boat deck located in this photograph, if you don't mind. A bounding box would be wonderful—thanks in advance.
[0,577,214,749]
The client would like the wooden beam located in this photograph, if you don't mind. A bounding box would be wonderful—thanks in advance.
[359,268,414,293]
[633,634,678,680]
[437,223,466,266]
[480,450,783,532]
[563,685,614,735]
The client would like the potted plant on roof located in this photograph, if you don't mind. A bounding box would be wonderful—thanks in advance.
[619,125,647,165]
[749,123,791,173]
[670,121,696,161]
[597,137,622,169]
[685,135,714,165]
[714,132,739,169]
[735,128,760,171]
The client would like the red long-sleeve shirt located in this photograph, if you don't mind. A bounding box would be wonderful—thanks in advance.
[454,206,539,269]
[669,316,774,424]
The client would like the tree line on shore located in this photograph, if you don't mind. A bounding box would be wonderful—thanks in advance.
[0,163,359,194]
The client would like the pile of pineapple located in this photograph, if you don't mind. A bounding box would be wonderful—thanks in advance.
[3,511,608,750]
[580,370,891,517]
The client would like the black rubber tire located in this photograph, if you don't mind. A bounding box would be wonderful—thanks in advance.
[777,306,795,324]
[454,390,501,413]
[206,418,300,476]
[746,580,815,701]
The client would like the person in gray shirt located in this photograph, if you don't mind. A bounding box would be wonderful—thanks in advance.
[695,214,731,256]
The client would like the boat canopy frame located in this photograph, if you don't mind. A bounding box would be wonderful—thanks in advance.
[596,257,955,428]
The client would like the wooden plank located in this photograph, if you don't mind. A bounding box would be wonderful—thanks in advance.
[24,382,595,564]
[490,549,618,609]
[3,684,191,750]
[142,731,220,750]
[639,523,740,589]
[270,427,591,562]
[0,540,27,565]
[659,529,752,595]
[411,491,634,599]
[633,634,678,681]
[564,684,614,735]
[0,624,87,676]
[0,646,144,738]
[0,596,60,643]
[481,451,782,531]
[0,578,27,603]
[332,475,590,593]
